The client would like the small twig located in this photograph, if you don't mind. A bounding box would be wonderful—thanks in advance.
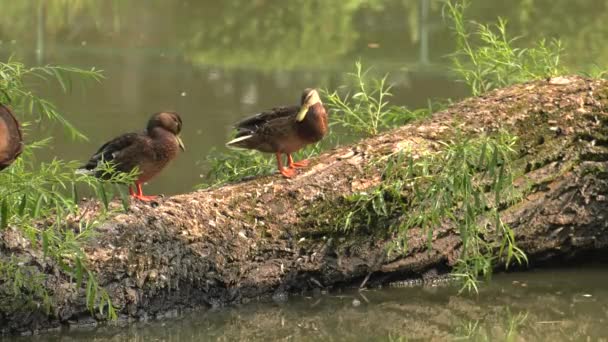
[536,321,564,325]
[310,277,323,288]
[359,272,372,289]
[358,291,370,304]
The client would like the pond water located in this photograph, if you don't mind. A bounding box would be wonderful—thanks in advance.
[0,0,605,194]
[9,266,608,341]
[1,2,607,339]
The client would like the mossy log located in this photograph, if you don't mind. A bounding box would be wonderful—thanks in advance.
[2,76,608,334]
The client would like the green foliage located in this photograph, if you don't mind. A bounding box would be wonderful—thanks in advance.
[0,256,51,314]
[0,60,133,320]
[199,141,328,188]
[579,64,608,80]
[0,58,103,140]
[444,0,564,96]
[199,148,275,188]
[324,61,431,136]
[335,131,527,292]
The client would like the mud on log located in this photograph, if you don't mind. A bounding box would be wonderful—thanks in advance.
[2,76,608,333]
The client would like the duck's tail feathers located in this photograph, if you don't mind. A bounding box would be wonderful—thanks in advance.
[226,135,253,149]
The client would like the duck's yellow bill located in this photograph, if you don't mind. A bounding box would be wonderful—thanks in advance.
[176,135,185,151]
[296,105,309,122]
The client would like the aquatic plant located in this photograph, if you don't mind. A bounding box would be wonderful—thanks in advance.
[454,308,528,341]
[444,0,564,96]
[0,59,136,320]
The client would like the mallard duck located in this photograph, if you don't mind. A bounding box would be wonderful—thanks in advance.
[79,111,185,201]
[226,88,328,178]
[0,105,23,171]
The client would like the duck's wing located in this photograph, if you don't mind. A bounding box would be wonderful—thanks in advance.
[81,132,144,174]
[233,106,299,137]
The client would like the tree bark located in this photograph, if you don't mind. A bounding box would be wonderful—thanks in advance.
[2,76,608,334]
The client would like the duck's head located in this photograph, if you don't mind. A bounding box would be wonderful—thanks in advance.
[296,88,322,122]
[148,111,185,151]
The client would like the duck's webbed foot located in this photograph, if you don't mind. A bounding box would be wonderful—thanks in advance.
[276,153,298,178]
[130,183,159,202]
[279,167,297,178]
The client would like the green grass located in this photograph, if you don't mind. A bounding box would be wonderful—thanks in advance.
[0,60,137,320]
[444,0,564,96]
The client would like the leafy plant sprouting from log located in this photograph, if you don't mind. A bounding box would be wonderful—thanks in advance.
[336,131,527,292]
[323,61,431,137]
[199,141,329,188]
[0,59,138,320]
[444,0,565,96]
[332,0,577,290]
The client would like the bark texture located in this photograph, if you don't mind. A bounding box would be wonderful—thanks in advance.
[2,76,608,334]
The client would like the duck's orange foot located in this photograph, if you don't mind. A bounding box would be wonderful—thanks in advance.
[279,167,297,178]
[131,194,158,202]
[289,159,310,169]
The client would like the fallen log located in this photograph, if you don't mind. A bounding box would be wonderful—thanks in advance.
[1,75,608,334]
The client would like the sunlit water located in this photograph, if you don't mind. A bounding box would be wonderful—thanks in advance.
[8,267,608,341]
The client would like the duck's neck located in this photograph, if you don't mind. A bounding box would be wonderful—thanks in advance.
[298,103,328,142]
[148,127,173,139]
[148,127,179,148]
[147,127,180,159]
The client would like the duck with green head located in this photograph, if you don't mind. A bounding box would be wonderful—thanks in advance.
[226,88,328,178]
[79,111,185,201]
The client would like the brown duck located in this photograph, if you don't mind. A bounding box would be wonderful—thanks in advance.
[79,112,185,201]
[0,105,23,171]
[226,88,328,178]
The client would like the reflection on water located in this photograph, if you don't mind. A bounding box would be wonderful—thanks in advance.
[0,0,606,195]
[10,267,608,341]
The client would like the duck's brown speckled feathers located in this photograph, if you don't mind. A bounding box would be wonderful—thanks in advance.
[82,132,152,178]
[0,105,23,171]
[233,106,299,139]
[227,88,328,178]
[80,111,184,201]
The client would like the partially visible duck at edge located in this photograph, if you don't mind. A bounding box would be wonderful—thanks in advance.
[78,111,185,201]
[226,88,328,178]
[0,104,23,172]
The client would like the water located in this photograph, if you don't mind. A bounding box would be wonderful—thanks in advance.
[2,1,608,339]
[9,267,608,341]
[0,0,604,194]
